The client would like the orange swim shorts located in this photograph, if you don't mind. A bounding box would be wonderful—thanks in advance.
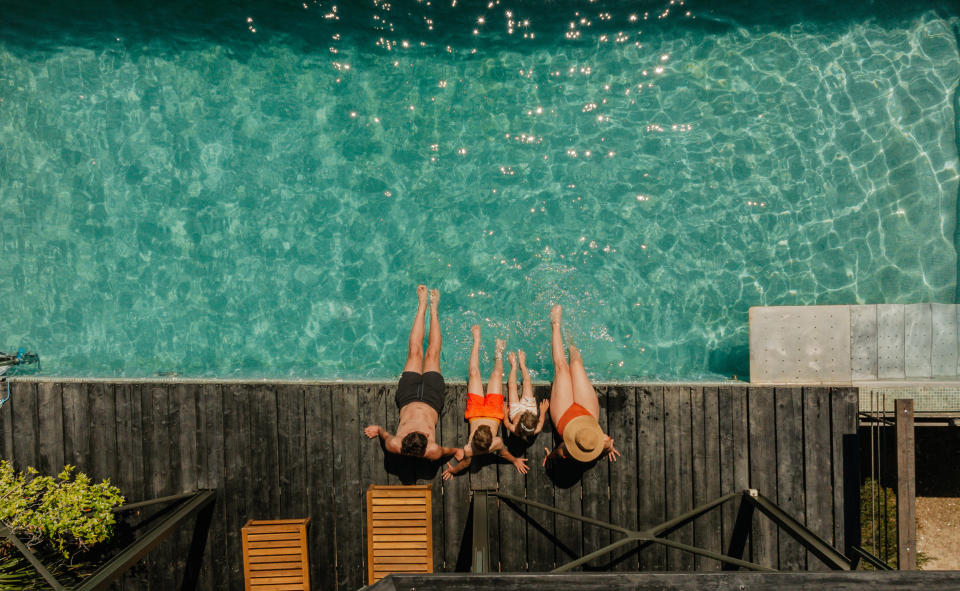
[464,393,505,421]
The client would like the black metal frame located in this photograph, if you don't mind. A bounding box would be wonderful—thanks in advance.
[471,488,853,573]
[0,489,216,591]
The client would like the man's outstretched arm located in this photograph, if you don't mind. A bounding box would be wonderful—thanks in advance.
[364,425,400,452]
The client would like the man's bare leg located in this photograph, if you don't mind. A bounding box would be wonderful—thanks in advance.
[486,339,505,396]
[569,344,599,418]
[518,350,533,400]
[468,325,483,395]
[507,351,519,408]
[402,285,428,373]
[549,305,573,420]
[424,288,442,374]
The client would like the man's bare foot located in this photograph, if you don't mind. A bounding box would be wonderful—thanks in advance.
[550,304,562,325]
[518,349,527,367]
[429,288,440,310]
[471,324,481,342]
[507,351,517,367]
[494,338,506,360]
[417,284,428,308]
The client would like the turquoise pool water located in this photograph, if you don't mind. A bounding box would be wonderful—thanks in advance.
[1,1,959,380]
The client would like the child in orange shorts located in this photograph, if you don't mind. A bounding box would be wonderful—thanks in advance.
[442,326,529,479]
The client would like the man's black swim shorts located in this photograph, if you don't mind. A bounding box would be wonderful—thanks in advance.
[396,371,445,415]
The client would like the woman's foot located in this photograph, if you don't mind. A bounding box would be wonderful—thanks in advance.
[518,349,527,368]
[550,304,562,325]
[471,324,481,343]
[507,351,517,368]
[429,288,440,311]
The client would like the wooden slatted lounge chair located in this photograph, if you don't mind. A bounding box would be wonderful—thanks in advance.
[366,484,433,584]
[241,518,311,590]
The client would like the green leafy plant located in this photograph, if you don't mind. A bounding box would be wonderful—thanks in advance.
[0,461,124,559]
[859,477,932,569]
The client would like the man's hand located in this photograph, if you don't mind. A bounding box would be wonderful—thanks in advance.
[454,448,465,461]
[442,462,457,481]
[364,425,381,439]
[513,457,530,474]
[542,447,551,467]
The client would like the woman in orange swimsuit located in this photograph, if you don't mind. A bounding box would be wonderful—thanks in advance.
[442,325,530,479]
[543,305,620,465]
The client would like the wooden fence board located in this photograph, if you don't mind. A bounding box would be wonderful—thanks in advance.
[36,382,64,477]
[223,384,252,590]
[440,385,470,572]
[775,387,805,570]
[637,386,666,570]
[10,382,38,469]
[306,385,335,590]
[0,382,12,461]
[581,386,610,570]
[693,386,723,571]
[196,383,229,591]
[664,386,694,571]
[62,382,91,470]
[607,385,639,572]
[748,387,778,569]
[497,389,528,573]
[803,387,833,571]
[333,385,363,591]
[831,387,860,555]
[524,385,556,572]
[88,382,117,484]
[277,384,309,519]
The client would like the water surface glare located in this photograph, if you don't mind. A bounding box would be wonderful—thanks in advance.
[1,1,959,380]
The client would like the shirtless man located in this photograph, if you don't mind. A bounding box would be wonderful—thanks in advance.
[442,325,529,479]
[364,285,460,461]
[543,305,620,465]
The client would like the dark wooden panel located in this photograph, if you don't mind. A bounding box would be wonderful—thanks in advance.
[62,382,91,470]
[581,386,610,570]
[831,387,859,555]
[88,382,117,483]
[114,383,149,591]
[147,383,180,587]
[35,382,64,477]
[250,385,280,518]
[775,388,805,570]
[305,385,335,590]
[497,385,528,573]
[637,386,665,570]
[173,384,199,493]
[692,386,723,571]
[551,436,582,569]
[719,386,751,563]
[333,385,363,591]
[802,387,833,571]
[222,384,251,590]
[0,382,13,461]
[385,384,402,486]
[523,384,555,572]
[196,383,229,591]
[663,386,694,570]
[607,386,639,572]
[441,384,470,572]
[430,384,445,574]
[277,384,309,518]
[359,383,393,577]
[748,387,777,569]
[10,382,38,469]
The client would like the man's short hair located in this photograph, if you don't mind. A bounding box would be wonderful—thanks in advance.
[472,425,493,454]
[401,432,428,457]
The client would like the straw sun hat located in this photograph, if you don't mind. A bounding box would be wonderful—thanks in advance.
[562,414,605,462]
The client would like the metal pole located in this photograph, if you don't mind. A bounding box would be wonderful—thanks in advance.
[550,537,638,573]
[651,536,776,571]
[0,526,67,590]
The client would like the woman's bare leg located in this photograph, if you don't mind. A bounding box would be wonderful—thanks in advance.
[518,350,533,400]
[467,325,483,394]
[569,344,600,418]
[424,288,442,374]
[549,305,573,421]
[486,339,505,396]
[507,351,519,408]
[402,285,428,373]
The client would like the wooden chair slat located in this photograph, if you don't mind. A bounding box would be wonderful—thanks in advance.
[366,484,433,585]
[242,518,310,591]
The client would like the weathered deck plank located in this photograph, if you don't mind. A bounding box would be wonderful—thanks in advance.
[637,385,666,570]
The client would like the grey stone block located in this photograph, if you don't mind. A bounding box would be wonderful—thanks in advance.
[850,305,878,380]
[904,304,933,378]
[749,306,851,384]
[931,304,958,378]
[877,304,905,379]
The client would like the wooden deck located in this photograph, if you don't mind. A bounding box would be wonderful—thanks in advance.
[0,382,859,591]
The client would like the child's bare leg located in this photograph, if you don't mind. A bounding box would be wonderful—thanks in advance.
[518,349,533,400]
[507,351,519,407]
[569,344,600,418]
[549,305,573,420]
[402,285,428,373]
[468,325,483,394]
[486,339,505,396]
[424,288,442,373]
